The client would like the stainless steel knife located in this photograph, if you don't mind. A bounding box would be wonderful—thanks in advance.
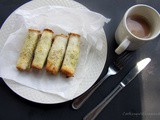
[83,58,151,120]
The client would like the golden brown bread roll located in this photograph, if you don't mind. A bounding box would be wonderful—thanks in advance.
[32,29,54,69]
[46,34,68,75]
[61,33,80,77]
[16,29,40,71]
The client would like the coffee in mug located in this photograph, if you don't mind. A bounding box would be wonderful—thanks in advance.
[115,4,160,55]
[126,14,151,38]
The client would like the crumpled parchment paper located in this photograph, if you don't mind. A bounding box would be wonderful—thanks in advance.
[0,6,110,99]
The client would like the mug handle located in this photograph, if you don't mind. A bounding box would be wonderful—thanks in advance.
[115,38,130,54]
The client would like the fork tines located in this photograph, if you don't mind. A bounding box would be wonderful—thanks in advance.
[114,51,133,70]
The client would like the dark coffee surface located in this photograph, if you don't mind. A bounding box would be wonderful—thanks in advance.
[127,15,151,38]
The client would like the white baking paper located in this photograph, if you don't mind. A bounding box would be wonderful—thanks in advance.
[0,6,110,100]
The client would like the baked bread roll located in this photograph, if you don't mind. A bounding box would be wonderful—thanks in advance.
[32,29,54,69]
[16,29,40,71]
[46,34,68,75]
[61,33,80,77]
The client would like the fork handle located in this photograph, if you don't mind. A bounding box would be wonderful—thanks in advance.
[83,84,124,120]
[72,73,110,109]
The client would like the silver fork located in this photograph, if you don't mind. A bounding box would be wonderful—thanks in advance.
[72,51,132,109]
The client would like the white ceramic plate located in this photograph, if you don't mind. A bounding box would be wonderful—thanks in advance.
[0,0,107,104]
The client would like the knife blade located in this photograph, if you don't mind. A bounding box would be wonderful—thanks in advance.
[120,57,151,87]
[83,58,151,120]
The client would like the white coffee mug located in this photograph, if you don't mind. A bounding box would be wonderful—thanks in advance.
[115,4,160,54]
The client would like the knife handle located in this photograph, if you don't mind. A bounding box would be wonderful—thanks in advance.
[83,83,124,120]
